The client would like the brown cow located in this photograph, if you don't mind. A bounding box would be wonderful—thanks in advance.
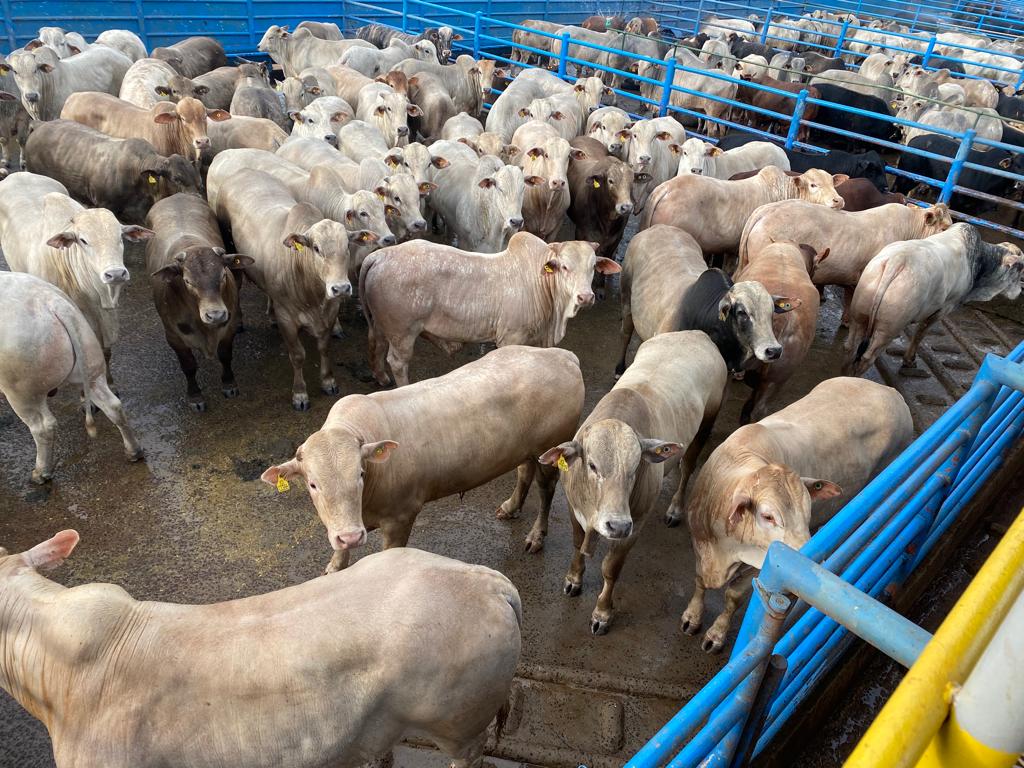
[60,92,230,163]
[146,193,252,412]
[835,178,906,211]
[736,74,820,140]
[581,15,626,31]
[151,36,228,78]
[733,241,826,423]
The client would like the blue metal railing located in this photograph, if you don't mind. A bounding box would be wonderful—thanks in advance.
[628,347,1024,767]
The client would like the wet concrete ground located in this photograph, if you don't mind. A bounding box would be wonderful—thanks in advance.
[1,222,1022,767]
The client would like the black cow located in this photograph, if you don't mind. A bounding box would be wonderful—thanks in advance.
[996,92,1024,121]
[728,36,778,60]
[909,55,966,75]
[810,83,896,151]
[799,51,846,75]
[895,134,1024,213]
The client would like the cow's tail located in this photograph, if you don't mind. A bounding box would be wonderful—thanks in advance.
[493,580,522,746]
[358,252,378,329]
[855,258,903,363]
[640,182,668,229]
[51,302,98,438]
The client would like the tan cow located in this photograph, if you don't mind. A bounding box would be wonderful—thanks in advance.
[734,241,826,423]
[359,233,618,387]
[61,92,230,163]
[683,377,912,653]
[262,346,584,570]
[213,168,376,410]
[511,120,582,241]
[739,201,953,321]
[0,531,520,768]
[206,114,287,155]
[0,273,142,483]
[540,331,727,634]
[642,166,845,256]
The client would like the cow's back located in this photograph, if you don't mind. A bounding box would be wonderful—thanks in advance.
[623,225,705,340]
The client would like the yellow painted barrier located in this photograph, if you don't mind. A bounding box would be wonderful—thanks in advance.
[845,507,1024,768]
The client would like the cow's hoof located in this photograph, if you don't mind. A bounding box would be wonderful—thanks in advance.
[590,615,611,635]
[321,380,339,395]
[126,448,145,463]
[189,399,207,413]
[30,470,52,485]
[222,385,239,399]
[495,503,518,520]
[292,394,310,411]
[323,562,340,575]
[680,614,701,636]
[331,323,345,339]
[664,511,682,527]
[563,578,582,597]
[523,531,545,553]
[900,359,918,370]
[701,632,725,654]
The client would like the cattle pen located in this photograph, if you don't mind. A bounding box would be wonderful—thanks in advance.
[2,0,1024,767]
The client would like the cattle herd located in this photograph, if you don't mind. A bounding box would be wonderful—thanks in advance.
[0,10,1023,768]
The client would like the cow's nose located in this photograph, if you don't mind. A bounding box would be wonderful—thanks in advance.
[324,133,337,145]
[411,219,427,232]
[602,518,633,539]
[380,234,396,246]
[396,125,409,136]
[639,154,651,164]
[691,168,702,175]
[193,137,211,149]
[616,202,633,215]
[764,345,783,361]
[332,529,367,550]
[102,266,129,284]
[509,217,524,230]
[327,281,352,298]
[577,292,595,306]
[832,197,843,208]
[202,308,228,326]
[550,178,566,190]
[24,92,39,103]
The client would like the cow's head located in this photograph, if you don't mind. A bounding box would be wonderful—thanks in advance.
[793,168,845,209]
[368,88,420,147]
[154,97,229,159]
[374,172,427,238]
[538,238,619,316]
[154,74,209,104]
[473,158,531,250]
[7,48,60,119]
[144,153,204,199]
[284,215,376,300]
[718,279,799,364]
[343,189,396,251]
[0,530,80,578]
[151,246,252,326]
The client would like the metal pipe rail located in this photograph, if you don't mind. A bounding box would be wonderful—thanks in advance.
[628,348,1024,767]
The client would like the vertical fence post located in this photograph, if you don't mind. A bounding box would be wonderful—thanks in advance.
[401,0,409,33]
[658,57,677,117]
[911,2,922,32]
[557,32,570,78]
[1015,68,1024,93]
[921,35,936,69]
[694,0,704,35]
[132,0,148,49]
[785,89,809,150]
[1,0,17,51]
[245,0,255,50]
[473,12,481,59]
[832,18,850,57]
[938,129,975,205]
[760,5,773,45]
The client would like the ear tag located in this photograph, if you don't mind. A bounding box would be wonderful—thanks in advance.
[148,175,157,185]
[377,191,386,200]
[294,242,304,252]
[814,481,823,490]
[276,476,290,492]
[557,455,569,472]
[544,264,554,274]
[233,256,242,266]
[592,179,601,189]
[775,299,791,310]
[375,446,385,457]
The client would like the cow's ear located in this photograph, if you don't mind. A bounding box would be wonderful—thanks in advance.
[478,176,496,189]
[718,294,732,321]
[283,233,312,251]
[517,107,532,118]
[0,91,16,101]
[384,204,400,217]
[361,440,398,463]
[550,110,565,120]
[374,104,387,116]
[194,84,210,96]
[813,247,830,269]
[46,231,79,249]
[151,263,182,282]
[587,175,602,189]
[154,85,172,97]
[260,459,301,487]
[329,111,347,123]
[595,256,621,275]
[417,181,437,195]
[24,530,79,571]
[431,155,450,169]
[615,130,631,142]
[640,439,684,464]
[541,257,560,274]
[573,83,585,92]
[66,44,81,55]
[223,253,254,269]
[493,68,507,78]
[349,230,378,245]
[1000,156,1013,169]
[772,295,801,313]
[452,33,464,40]
[406,104,423,117]
[802,477,842,501]
[288,109,302,123]
[669,143,682,155]
[726,489,752,532]
[25,39,44,51]
[0,63,8,75]
[503,144,520,158]
[308,85,323,95]
[524,175,545,187]
[122,225,155,242]
[539,441,580,467]
[526,146,544,159]
[207,109,231,121]
[831,173,850,186]
[153,111,178,124]
[570,148,588,161]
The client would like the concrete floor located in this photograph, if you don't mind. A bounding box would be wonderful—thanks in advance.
[1,218,1022,767]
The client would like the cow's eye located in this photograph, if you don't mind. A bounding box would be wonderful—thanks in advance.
[360,211,368,218]
[80,238,89,245]
[588,461,597,472]
[309,481,317,490]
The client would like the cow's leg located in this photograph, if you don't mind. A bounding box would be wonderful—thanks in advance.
[615,304,634,378]
[325,547,351,575]
[385,334,416,388]
[217,333,239,398]
[444,730,487,768]
[380,514,416,550]
[366,323,391,386]
[166,330,205,411]
[525,461,558,553]
[276,315,310,410]
[89,379,144,463]
[103,345,115,387]
[8,395,57,484]
[680,573,706,635]
[902,312,940,368]
[496,460,535,520]
[564,512,587,596]
[703,572,752,654]
[841,285,854,327]
[743,378,779,424]
[591,533,639,634]
[316,329,338,396]
[665,412,718,526]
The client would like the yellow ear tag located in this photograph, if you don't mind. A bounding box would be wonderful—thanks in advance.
[294,242,304,252]
[557,455,569,472]
[148,175,157,185]
[276,476,290,492]
[375,446,385,457]
[592,179,601,189]
[544,264,554,274]
[377,191,386,200]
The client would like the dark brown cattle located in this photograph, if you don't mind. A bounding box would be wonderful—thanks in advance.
[835,178,906,211]
[737,77,820,141]
[24,120,202,224]
[151,36,228,79]
[192,63,268,110]
[568,136,634,296]
[625,16,659,35]
[581,15,626,31]
[146,193,252,411]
